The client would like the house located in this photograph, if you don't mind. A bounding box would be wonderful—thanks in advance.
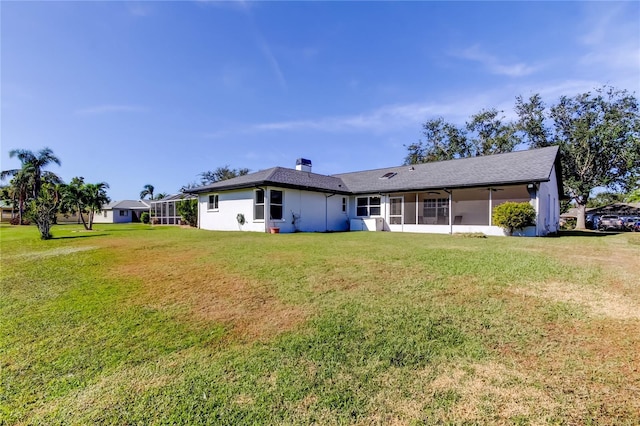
[93,200,151,224]
[187,146,563,236]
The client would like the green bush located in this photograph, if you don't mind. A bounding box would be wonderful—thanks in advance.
[140,212,150,224]
[492,201,536,235]
[177,199,198,227]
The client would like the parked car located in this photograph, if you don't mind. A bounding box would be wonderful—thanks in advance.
[634,219,640,232]
[598,215,624,231]
[624,217,639,231]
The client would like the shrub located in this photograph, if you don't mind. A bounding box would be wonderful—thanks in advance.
[492,201,536,235]
[141,212,150,224]
[177,199,198,227]
[561,217,576,230]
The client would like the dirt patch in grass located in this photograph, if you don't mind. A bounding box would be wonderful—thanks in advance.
[110,242,310,342]
[513,281,640,320]
[496,287,640,424]
[368,361,558,424]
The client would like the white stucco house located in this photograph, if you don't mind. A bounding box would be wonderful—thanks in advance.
[93,200,151,224]
[187,147,563,237]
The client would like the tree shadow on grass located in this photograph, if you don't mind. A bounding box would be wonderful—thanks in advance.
[53,233,108,240]
[559,230,623,237]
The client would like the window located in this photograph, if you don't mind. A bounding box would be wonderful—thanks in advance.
[103,210,107,217]
[254,189,265,220]
[356,196,381,217]
[342,197,347,213]
[424,198,449,224]
[208,194,219,210]
[270,190,283,220]
[119,210,128,216]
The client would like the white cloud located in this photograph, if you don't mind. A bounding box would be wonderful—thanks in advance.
[126,3,152,17]
[74,105,147,115]
[249,94,500,135]
[452,45,539,77]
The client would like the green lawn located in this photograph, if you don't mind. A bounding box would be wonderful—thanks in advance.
[1,223,639,424]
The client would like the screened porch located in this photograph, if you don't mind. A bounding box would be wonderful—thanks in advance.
[387,185,533,232]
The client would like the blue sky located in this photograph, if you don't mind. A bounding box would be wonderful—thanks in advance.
[2,1,639,200]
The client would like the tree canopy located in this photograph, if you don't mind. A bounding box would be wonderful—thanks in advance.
[199,166,250,185]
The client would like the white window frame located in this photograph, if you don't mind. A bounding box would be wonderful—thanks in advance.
[254,189,265,221]
[356,196,381,217]
[269,190,284,221]
[207,194,219,211]
[119,210,128,217]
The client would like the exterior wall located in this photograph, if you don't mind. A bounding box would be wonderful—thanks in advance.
[93,209,113,223]
[535,164,560,236]
[198,187,349,233]
[199,189,264,232]
[196,177,559,237]
[93,209,133,224]
[1,208,14,222]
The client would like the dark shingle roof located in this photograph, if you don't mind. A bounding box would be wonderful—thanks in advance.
[187,146,560,196]
[187,167,350,194]
[103,200,151,210]
[333,146,560,194]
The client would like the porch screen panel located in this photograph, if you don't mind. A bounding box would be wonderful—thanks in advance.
[404,194,417,224]
[390,198,402,224]
[423,198,449,225]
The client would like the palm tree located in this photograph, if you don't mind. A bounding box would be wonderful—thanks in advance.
[61,177,89,229]
[2,148,61,198]
[84,182,110,230]
[7,169,31,225]
[140,184,155,200]
[1,147,61,224]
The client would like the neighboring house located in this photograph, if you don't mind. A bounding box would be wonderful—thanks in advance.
[93,200,151,224]
[586,203,640,217]
[149,193,197,225]
[0,200,14,223]
[187,146,563,236]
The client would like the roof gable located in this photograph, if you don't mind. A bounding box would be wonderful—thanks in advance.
[103,200,150,210]
[188,167,350,194]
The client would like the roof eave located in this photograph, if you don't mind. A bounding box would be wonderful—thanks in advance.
[348,179,551,195]
[187,180,351,195]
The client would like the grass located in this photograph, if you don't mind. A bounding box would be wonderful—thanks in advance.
[1,223,639,424]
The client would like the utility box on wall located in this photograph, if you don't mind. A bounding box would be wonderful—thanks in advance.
[350,218,383,231]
